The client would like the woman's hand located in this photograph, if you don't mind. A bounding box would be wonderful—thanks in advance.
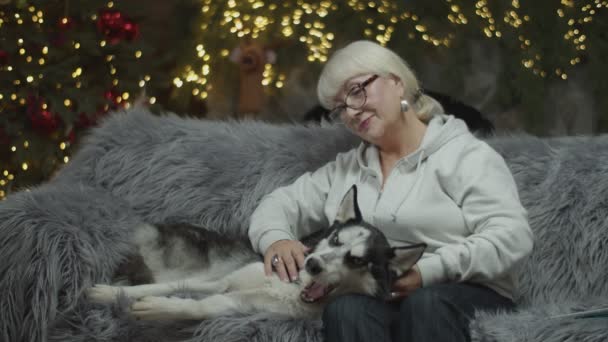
[264,239,310,282]
[390,265,422,300]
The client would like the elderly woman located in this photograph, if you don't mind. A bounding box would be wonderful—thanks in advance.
[248,40,533,342]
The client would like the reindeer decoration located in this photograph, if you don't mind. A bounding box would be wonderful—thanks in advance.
[229,39,278,118]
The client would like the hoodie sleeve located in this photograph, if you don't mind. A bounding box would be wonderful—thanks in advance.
[248,157,341,255]
[417,140,534,287]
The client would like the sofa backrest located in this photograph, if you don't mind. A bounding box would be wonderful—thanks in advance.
[55,108,360,234]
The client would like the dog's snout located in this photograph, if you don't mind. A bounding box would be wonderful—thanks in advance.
[305,258,323,275]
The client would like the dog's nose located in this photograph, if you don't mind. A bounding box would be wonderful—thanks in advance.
[305,258,323,275]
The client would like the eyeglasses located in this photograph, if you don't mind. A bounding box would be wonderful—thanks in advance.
[327,74,379,123]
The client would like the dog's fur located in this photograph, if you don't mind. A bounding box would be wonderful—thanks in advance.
[87,186,426,320]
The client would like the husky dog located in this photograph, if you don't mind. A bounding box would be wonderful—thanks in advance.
[87,186,426,320]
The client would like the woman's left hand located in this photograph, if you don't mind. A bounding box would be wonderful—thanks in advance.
[390,265,422,300]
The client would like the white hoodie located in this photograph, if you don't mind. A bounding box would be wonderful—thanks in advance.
[248,114,534,299]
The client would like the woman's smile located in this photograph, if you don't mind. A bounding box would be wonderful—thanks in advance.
[358,115,374,132]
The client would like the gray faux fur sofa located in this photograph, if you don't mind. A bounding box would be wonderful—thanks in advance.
[1,107,608,342]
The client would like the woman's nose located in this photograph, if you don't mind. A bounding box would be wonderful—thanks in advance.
[342,106,362,120]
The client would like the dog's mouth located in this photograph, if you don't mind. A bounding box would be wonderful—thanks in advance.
[300,281,336,303]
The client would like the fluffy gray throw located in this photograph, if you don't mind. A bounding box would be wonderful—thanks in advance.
[1,108,608,342]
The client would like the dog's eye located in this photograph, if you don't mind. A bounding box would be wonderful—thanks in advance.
[330,234,341,246]
[349,256,365,266]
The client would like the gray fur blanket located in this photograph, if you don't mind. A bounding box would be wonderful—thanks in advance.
[1,107,608,342]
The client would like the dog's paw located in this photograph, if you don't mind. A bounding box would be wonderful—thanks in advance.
[86,284,123,303]
[130,296,198,320]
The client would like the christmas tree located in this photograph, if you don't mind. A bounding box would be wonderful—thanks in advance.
[0,0,174,199]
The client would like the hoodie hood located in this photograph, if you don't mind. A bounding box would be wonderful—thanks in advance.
[356,114,470,175]
[355,114,471,221]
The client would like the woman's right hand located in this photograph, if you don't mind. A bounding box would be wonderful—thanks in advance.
[264,239,310,282]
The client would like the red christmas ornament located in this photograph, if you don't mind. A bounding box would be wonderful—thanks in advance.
[33,110,61,135]
[97,9,123,30]
[122,19,139,41]
[26,96,62,135]
[0,50,8,66]
[30,110,61,135]
[97,9,139,44]
[104,88,121,105]
[97,9,136,44]
[97,9,124,43]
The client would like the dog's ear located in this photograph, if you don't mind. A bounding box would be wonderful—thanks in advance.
[388,243,426,277]
[334,185,362,224]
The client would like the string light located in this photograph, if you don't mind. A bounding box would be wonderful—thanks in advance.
[144,0,602,114]
[194,4,603,143]
[262,63,273,86]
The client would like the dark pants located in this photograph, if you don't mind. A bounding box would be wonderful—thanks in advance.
[322,282,515,342]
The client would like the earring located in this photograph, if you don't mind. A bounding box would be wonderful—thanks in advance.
[400,99,410,112]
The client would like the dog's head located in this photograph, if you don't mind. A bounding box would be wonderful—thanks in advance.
[299,185,426,303]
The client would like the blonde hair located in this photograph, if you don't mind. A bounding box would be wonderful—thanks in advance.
[317,40,444,122]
